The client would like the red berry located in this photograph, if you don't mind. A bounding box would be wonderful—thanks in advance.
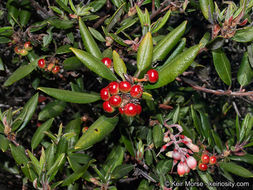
[124,103,137,117]
[119,107,124,114]
[198,163,208,171]
[201,154,210,164]
[24,41,32,51]
[108,81,119,95]
[146,69,159,83]
[47,63,55,71]
[103,101,115,113]
[101,57,112,68]
[136,104,142,114]
[38,59,46,69]
[100,88,110,101]
[130,85,143,98]
[19,49,28,56]
[52,66,60,74]
[209,156,217,165]
[109,95,122,107]
[119,81,131,93]
[14,46,21,54]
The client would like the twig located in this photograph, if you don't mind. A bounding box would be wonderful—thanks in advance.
[181,77,253,97]
[232,101,241,117]
[93,14,110,29]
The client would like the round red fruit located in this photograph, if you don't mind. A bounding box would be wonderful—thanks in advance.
[136,104,142,114]
[38,59,46,69]
[198,163,208,171]
[209,156,217,165]
[147,69,159,83]
[118,107,124,114]
[14,46,21,54]
[124,103,137,117]
[108,81,119,95]
[52,66,60,74]
[201,154,210,164]
[24,41,32,51]
[109,95,122,107]
[130,85,142,98]
[103,101,115,113]
[19,49,28,56]
[100,88,110,101]
[101,57,112,68]
[119,81,131,93]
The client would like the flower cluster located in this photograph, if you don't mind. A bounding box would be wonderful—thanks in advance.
[100,57,159,117]
[159,124,199,177]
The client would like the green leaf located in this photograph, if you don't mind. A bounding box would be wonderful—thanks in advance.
[27,150,41,175]
[233,26,253,43]
[43,27,53,47]
[103,145,125,173]
[88,27,106,42]
[198,111,213,145]
[152,125,163,149]
[111,164,134,179]
[152,21,187,62]
[219,162,253,178]
[199,0,214,21]
[4,63,36,87]
[151,10,171,34]
[48,18,74,29]
[62,159,95,186]
[31,118,54,150]
[211,130,223,153]
[137,179,150,190]
[38,87,101,104]
[146,44,200,89]
[0,134,9,152]
[212,48,232,86]
[74,116,119,150]
[156,160,173,175]
[106,3,125,32]
[113,50,127,80]
[120,135,135,157]
[38,100,66,121]
[0,57,4,71]
[164,38,186,65]
[79,18,102,59]
[70,48,117,81]
[237,52,253,87]
[88,0,106,12]
[45,143,56,171]
[56,0,72,13]
[191,105,203,136]
[47,153,65,182]
[10,144,29,165]
[197,170,216,190]
[229,154,253,165]
[12,93,39,132]
[65,118,82,149]
[145,149,153,165]
[116,17,139,34]
[239,113,253,143]
[19,1,31,27]
[56,45,72,54]
[137,32,153,72]
[63,56,83,70]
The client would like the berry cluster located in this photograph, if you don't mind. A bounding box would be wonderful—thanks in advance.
[14,41,33,56]
[100,81,142,117]
[37,58,60,74]
[198,153,217,171]
[159,124,199,177]
[100,57,159,117]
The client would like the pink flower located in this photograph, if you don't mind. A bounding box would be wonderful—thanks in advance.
[186,156,197,170]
